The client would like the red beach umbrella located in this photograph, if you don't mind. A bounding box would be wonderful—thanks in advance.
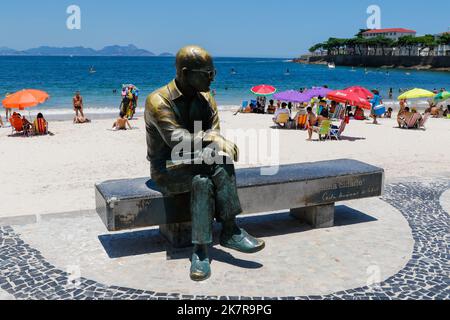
[327,90,372,110]
[345,86,374,99]
[251,85,277,96]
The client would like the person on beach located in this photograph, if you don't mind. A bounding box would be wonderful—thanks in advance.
[389,88,393,99]
[73,115,91,124]
[4,93,12,120]
[112,111,132,130]
[21,115,32,131]
[0,115,4,127]
[431,105,444,118]
[273,102,290,123]
[73,91,85,118]
[287,102,293,116]
[33,113,49,135]
[267,100,276,114]
[399,99,408,112]
[319,100,329,118]
[329,101,337,115]
[306,107,318,141]
[370,90,382,125]
[354,107,365,120]
[145,45,265,282]
[384,107,393,118]
[398,107,414,127]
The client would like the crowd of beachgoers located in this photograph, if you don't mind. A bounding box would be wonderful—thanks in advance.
[236,86,449,141]
[1,85,449,141]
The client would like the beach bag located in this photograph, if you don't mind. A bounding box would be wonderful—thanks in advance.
[373,104,386,116]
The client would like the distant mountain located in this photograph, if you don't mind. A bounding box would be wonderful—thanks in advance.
[97,44,155,57]
[0,45,157,57]
[23,46,97,56]
[0,47,21,55]
[159,52,174,57]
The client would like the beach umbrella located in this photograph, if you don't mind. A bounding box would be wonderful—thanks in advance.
[398,88,435,100]
[2,89,50,110]
[434,91,450,102]
[273,90,308,103]
[303,87,332,99]
[251,85,277,96]
[345,86,374,99]
[326,90,371,110]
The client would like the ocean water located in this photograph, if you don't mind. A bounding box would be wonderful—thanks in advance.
[0,56,449,116]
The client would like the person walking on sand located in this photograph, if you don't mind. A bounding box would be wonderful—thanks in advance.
[73,91,85,118]
[4,92,12,120]
[112,111,132,130]
[370,90,382,125]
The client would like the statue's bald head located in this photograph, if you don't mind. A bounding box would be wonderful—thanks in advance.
[176,45,213,75]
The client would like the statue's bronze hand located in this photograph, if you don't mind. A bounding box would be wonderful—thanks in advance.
[223,140,239,162]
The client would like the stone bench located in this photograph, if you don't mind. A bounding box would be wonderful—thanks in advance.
[95,159,384,247]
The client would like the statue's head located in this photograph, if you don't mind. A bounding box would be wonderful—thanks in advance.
[176,45,216,93]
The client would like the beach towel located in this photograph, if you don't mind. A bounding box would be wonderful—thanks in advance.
[34,118,47,135]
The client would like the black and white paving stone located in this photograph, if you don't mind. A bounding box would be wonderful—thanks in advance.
[0,180,449,300]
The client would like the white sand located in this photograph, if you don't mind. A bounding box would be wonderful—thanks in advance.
[0,111,449,218]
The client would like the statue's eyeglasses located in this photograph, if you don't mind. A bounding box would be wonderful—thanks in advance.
[188,69,217,78]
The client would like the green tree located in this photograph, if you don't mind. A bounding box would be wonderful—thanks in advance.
[438,33,450,45]
[309,43,324,54]
[345,38,357,55]
[415,35,437,56]
[354,37,368,55]
[398,36,418,56]
[372,36,395,56]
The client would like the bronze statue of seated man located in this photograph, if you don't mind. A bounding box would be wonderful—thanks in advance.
[145,45,265,281]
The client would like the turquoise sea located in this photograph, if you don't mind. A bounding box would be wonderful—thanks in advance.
[0,56,449,116]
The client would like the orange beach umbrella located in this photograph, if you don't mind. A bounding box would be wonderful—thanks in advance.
[2,89,50,110]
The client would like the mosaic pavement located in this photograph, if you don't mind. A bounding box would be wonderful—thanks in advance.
[0,180,449,300]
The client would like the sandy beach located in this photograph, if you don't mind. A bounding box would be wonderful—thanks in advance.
[0,110,449,219]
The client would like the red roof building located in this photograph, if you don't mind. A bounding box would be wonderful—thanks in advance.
[363,28,417,40]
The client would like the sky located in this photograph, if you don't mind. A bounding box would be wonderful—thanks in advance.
[0,0,449,58]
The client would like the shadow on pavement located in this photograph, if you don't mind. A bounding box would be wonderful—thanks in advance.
[98,205,377,259]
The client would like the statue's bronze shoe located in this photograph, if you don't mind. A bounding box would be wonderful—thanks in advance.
[220,228,265,254]
[190,246,211,282]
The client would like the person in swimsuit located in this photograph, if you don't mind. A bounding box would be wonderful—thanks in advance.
[112,112,132,130]
[306,107,318,141]
[73,91,85,118]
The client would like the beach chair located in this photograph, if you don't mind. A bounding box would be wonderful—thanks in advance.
[273,113,290,128]
[296,114,308,130]
[9,116,25,136]
[330,120,347,140]
[330,105,344,120]
[313,120,332,141]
